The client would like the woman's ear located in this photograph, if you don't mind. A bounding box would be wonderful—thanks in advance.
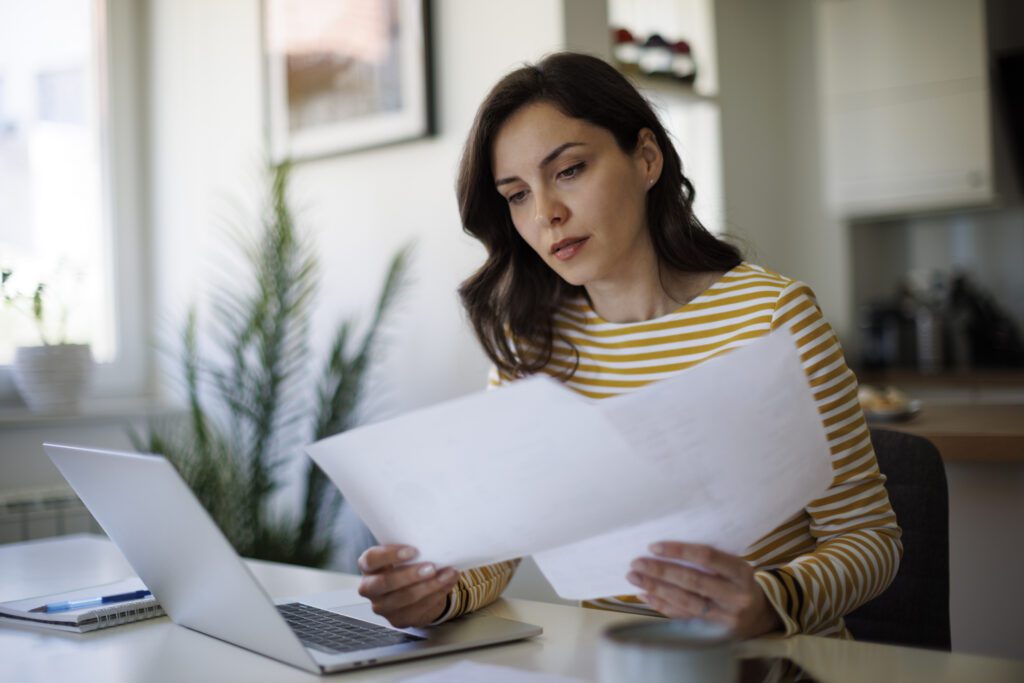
[635,128,663,187]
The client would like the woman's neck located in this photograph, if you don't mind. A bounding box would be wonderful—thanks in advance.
[585,266,719,324]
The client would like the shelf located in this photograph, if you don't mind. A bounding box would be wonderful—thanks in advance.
[615,64,719,104]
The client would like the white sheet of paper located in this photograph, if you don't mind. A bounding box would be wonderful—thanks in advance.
[307,375,638,570]
[305,331,833,600]
[533,331,833,599]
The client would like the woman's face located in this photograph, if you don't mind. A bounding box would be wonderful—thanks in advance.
[491,101,662,289]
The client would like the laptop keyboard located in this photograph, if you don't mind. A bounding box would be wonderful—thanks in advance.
[277,603,424,655]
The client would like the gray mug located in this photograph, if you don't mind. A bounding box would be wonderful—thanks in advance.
[597,619,737,683]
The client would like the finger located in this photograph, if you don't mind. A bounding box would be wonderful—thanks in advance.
[358,545,417,574]
[371,568,460,616]
[358,562,439,599]
[648,542,745,582]
[629,558,738,608]
[384,591,449,629]
[641,591,698,619]
[627,573,707,615]
[642,591,734,629]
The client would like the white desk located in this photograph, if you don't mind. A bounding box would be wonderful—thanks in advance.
[1,535,1022,682]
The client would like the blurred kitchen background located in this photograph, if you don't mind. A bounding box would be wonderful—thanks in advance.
[1,0,1022,661]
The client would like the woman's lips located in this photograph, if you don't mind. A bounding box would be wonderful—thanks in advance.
[551,237,589,262]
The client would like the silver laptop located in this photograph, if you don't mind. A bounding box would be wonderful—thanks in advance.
[44,443,541,675]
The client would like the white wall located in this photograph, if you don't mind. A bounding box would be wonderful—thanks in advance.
[0,419,141,496]
[715,0,851,342]
[147,0,566,417]
[715,0,791,270]
[142,0,573,568]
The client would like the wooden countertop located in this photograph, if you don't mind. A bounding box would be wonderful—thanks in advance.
[855,370,1024,463]
[871,404,1024,463]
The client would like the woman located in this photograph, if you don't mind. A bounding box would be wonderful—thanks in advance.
[357,52,902,639]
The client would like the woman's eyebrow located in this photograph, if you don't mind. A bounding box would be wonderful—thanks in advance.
[495,142,586,187]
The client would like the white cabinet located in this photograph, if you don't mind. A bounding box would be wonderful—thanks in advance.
[817,0,994,217]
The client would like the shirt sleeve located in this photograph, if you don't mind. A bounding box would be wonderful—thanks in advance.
[431,559,522,624]
[754,280,904,636]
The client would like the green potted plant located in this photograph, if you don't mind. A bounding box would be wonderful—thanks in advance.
[135,162,409,569]
[1,269,93,413]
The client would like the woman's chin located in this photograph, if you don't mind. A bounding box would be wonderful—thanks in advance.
[553,267,589,288]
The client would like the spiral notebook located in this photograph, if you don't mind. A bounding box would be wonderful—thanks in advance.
[0,577,164,633]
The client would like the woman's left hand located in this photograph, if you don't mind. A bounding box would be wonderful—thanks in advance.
[626,541,782,639]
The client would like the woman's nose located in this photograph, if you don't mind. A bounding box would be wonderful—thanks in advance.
[534,191,568,227]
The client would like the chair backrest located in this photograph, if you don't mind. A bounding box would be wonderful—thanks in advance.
[844,428,951,650]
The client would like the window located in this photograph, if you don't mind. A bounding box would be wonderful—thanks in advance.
[0,0,147,403]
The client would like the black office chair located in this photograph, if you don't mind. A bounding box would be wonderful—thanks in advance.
[844,428,951,650]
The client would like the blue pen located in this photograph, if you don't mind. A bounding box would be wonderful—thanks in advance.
[29,589,152,614]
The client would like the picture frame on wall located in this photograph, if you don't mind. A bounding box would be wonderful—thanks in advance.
[263,0,434,162]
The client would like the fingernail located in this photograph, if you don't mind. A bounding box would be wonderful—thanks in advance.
[627,571,642,584]
[630,559,645,572]
[439,569,457,582]
[398,547,416,561]
[418,564,436,577]
[649,543,664,555]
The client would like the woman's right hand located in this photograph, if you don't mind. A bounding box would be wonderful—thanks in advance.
[357,545,461,628]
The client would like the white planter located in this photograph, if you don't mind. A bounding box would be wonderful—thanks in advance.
[12,344,94,413]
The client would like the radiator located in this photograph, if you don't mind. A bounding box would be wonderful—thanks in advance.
[0,487,103,544]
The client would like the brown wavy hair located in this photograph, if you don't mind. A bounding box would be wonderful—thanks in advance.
[456,52,742,379]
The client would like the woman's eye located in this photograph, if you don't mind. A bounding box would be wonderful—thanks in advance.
[557,162,584,180]
[507,190,527,205]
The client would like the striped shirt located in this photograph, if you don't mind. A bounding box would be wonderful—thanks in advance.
[436,263,902,638]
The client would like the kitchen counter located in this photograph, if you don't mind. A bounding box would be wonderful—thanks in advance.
[872,404,1024,462]
[859,370,1024,462]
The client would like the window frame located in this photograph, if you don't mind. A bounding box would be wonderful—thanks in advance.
[0,0,150,407]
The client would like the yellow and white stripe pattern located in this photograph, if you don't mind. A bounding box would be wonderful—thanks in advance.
[438,263,902,637]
